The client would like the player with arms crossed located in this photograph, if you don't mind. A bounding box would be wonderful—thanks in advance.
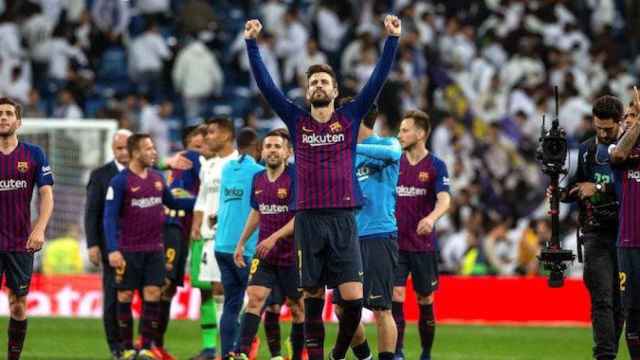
[245,15,400,360]
[333,103,402,360]
[393,110,451,360]
[0,97,54,360]
[232,130,304,360]
[609,87,640,359]
[104,134,195,360]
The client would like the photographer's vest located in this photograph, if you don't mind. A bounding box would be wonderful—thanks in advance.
[580,137,618,232]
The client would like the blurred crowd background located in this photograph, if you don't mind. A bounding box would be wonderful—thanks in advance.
[2,0,638,277]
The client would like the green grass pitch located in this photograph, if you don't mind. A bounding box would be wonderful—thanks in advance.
[0,317,629,359]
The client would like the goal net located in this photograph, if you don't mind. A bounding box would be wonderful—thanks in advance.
[19,119,118,245]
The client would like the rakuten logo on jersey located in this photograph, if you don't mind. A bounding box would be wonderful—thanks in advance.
[259,203,289,215]
[397,185,427,197]
[301,133,345,147]
[131,197,162,208]
[0,179,28,192]
[628,170,640,182]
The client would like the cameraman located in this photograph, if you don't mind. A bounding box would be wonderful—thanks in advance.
[554,96,623,360]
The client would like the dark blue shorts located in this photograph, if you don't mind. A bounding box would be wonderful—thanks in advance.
[248,258,302,301]
[335,233,398,310]
[115,250,166,290]
[618,247,640,311]
[395,250,439,295]
[295,209,362,289]
[0,252,33,297]
[164,223,188,286]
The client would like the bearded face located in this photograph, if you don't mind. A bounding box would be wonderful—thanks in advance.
[306,72,337,108]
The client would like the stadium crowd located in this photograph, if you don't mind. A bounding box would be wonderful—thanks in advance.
[1,0,639,277]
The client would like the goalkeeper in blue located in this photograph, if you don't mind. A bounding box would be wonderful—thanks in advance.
[333,104,401,360]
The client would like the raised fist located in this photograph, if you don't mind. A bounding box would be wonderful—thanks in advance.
[384,15,401,37]
[244,19,263,39]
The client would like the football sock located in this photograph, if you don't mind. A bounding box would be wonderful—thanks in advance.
[264,310,281,356]
[419,303,435,359]
[8,318,27,360]
[333,298,363,359]
[392,301,405,355]
[304,297,325,360]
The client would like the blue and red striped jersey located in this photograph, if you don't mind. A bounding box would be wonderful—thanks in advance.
[250,166,295,266]
[613,144,640,248]
[104,169,194,252]
[396,153,449,252]
[247,36,398,210]
[0,142,53,251]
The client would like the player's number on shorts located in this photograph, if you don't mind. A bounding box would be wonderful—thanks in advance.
[166,248,176,265]
[250,259,260,275]
[620,272,627,291]
[115,262,126,283]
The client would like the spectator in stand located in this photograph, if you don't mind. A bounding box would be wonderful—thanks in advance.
[172,34,224,122]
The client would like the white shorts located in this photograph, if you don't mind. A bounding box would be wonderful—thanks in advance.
[198,239,221,282]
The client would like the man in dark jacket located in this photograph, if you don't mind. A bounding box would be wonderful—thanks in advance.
[85,129,132,359]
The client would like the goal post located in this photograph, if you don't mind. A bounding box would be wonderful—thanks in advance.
[19,119,118,246]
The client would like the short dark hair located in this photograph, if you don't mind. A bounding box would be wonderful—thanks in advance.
[0,97,22,120]
[181,125,204,148]
[265,128,291,145]
[306,64,337,88]
[236,127,258,150]
[403,110,431,136]
[593,95,623,123]
[205,116,236,139]
[127,133,152,156]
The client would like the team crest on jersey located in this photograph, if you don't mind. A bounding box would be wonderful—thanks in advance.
[155,181,163,191]
[419,171,430,182]
[167,173,173,185]
[17,161,28,173]
[277,188,288,199]
[329,122,343,133]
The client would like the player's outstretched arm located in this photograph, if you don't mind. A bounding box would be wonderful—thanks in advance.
[244,19,299,126]
[356,143,402,162]
[343,15,400,121]
[162,179,196,211]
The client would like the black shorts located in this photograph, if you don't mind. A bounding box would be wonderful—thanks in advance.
[248,258,302,301]
[164,223,188,286]
[395,250,439,295]
[334,234,398,310]
[0,252,33,297]
[115,250,166,290]
[618,247,640,311]
[295,209,362,289]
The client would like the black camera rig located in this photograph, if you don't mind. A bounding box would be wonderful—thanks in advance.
[536,87,575,288]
